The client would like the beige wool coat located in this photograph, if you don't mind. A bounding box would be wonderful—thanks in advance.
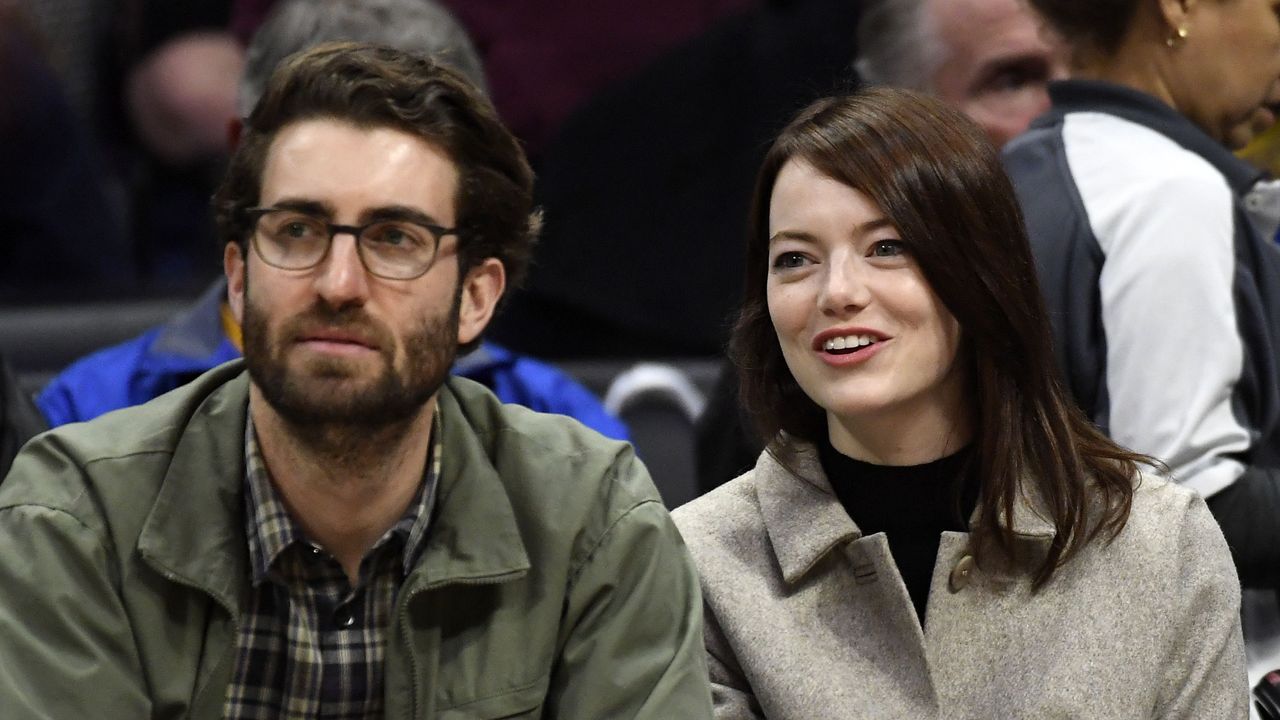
[672,442,1248,719]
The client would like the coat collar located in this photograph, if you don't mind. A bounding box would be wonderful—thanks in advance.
[756,439,1056,586]
[136,365,530,613]
[1038,79,1265,195]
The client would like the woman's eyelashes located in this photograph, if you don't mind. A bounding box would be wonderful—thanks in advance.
[870,239,905,257]
[770,234,908,271]
[771,249,812,270]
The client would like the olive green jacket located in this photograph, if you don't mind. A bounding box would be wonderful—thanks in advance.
[0,361,711,719]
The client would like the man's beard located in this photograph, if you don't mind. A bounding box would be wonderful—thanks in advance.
[241,290,459,432]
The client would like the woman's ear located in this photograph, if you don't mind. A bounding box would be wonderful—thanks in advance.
[1156,0,1195,39]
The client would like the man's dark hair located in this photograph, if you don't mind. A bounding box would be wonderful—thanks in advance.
[214,41,539,312]
[732,86,1152,589]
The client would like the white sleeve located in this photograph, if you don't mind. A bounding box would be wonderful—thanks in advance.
[1065,113,1249,498]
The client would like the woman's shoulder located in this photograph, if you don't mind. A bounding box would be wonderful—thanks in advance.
[1127,471,1214,529]
[671,467,767,548]
[1106,471,1234,573]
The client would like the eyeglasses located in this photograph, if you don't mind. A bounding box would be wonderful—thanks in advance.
[244,207,458,280]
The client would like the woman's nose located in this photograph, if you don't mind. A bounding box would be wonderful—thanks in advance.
[818,255,871,315]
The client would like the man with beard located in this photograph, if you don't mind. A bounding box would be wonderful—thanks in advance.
[0,43,711,719]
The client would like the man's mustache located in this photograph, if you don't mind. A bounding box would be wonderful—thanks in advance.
[281,304,395,353]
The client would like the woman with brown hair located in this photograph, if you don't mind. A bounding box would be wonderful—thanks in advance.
[672,86,1247,718]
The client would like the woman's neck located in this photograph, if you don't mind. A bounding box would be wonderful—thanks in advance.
[826,398,972,466]
[1069,7,1179,112]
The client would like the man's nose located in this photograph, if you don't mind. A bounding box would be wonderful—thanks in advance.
[314,232,370,306]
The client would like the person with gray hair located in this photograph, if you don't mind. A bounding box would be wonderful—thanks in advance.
[855,0,1067,147]
[35,0,631,443]
[235,0,487,121]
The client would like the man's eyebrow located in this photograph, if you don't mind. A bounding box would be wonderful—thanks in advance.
[259,200,449,228]
[361,205,450,228]
[267,198,335,217]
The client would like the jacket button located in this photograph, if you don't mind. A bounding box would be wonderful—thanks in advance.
[949,554,975,593]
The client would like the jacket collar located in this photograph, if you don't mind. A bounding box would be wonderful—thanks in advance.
[136,364,252,611]
[757,438,1056,586]
[410,377,530,592]
[1038,79,1265,195]
[136,366,530,614]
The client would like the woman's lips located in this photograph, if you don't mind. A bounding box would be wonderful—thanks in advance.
[815,333,888,367]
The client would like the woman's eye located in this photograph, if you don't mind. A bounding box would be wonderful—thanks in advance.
[772,251,809,269]
[870,240,907,257]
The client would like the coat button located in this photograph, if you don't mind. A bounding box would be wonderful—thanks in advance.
[949,554,975,593]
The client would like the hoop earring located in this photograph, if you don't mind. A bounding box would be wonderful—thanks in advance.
[1166,25,1189,49]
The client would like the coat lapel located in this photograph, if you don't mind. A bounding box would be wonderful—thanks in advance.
[757,438,1060,588]
[756,442,861,585]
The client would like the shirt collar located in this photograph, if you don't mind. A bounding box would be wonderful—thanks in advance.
[242,406,442,586]
[1038,79,1265,194]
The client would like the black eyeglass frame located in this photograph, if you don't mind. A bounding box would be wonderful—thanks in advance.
[242,206,460,280]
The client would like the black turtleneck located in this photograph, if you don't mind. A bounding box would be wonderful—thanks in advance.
[817,438,979,623]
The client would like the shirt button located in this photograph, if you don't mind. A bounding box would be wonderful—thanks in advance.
[949,554,975,593]
[335,611,355,628]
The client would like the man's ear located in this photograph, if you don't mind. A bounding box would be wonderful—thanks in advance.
[456,258,506,346]
[224,241,246,323]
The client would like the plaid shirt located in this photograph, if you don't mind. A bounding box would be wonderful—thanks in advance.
[223,410,441,720]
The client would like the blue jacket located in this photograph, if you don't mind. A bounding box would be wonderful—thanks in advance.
[37,282,629,441]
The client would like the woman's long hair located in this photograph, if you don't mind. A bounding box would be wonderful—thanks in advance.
[733,87,1150,589]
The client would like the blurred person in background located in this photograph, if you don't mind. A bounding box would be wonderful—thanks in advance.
[0,353,44,478]
[697,0,1068,491]
[36,0,629,443]
[110,1,245,289]
[1000,0,1280,701]
[490,0,866,360]
[0,2,132,300]
[228,0,757,163]
[855,0,1067,147]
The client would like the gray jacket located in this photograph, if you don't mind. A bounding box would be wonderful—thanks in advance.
[672,442,1247,719]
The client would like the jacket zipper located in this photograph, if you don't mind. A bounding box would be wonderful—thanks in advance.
[397,570,525,719]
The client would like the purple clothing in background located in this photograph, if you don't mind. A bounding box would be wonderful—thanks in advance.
[230,0,756,157]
